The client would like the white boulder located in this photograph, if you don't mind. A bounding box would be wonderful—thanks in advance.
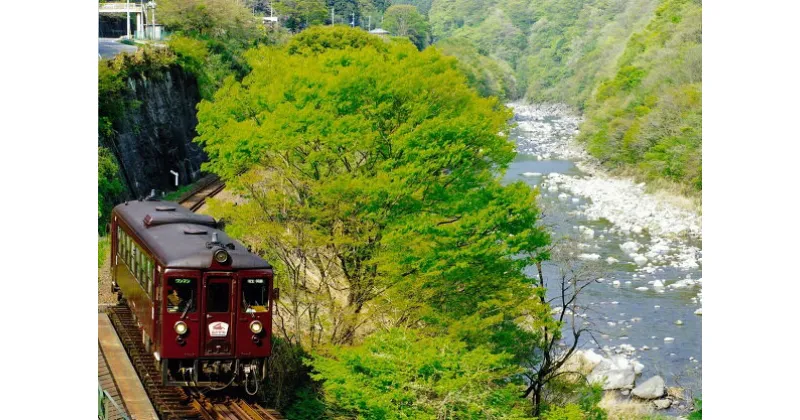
[587,355,637,390]
[632,376,665,400]
[694,308,702,316]
[620,241,640,255]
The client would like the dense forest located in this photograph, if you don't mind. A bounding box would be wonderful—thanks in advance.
[99,0,702,417]
[224,0,703,192]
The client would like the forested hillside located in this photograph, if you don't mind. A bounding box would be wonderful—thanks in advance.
[425,0,702,193]
[580,0,702,191]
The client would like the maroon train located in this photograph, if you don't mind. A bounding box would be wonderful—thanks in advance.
[110,200,275,392]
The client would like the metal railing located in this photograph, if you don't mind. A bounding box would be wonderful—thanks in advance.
[98,383,131,420]
[99,3,144,14]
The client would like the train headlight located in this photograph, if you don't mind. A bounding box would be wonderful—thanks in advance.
[249,320,263,334]
[174,321,188,335]
[213,249,230,264]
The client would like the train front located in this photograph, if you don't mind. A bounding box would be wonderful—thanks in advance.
[160,231,275,393]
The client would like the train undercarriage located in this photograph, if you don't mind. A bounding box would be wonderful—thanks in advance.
[161,357,267,394]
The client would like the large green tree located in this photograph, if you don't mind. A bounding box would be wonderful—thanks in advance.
[383,4,429,48]
[196,27,550,347]
[158,0,263,40]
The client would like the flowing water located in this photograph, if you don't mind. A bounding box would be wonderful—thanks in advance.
[504,103,702,399]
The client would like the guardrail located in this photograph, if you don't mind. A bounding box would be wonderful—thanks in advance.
[99,3,143,13]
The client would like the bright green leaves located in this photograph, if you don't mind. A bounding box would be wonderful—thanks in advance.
[98,147,125,234]
[310,329,533,419]
[196,26,551,415]
[579,0,702,193]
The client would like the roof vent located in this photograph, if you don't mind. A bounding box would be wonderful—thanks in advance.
[155,206,176,212]
[184,228,208,235]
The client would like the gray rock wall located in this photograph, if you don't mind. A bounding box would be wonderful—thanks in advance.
[109,66,206,198]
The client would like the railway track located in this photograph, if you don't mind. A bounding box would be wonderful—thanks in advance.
[106,180,286,420]
[107,305,285,420]
[178,176,226,212]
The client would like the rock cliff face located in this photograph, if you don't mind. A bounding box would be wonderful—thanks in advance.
[109,66,206,198]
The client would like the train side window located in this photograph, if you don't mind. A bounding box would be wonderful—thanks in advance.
[207,283,230,313]
[166,278,196,313]
[242,279,268,313]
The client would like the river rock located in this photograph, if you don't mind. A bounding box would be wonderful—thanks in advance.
[579,253,601,261]
[632,375,665,399]
[612,280,621,287]
[664,337,675,343]
[633,254,648,266]
[652,399,672,410]
[581,349,605,369]
[587,355,637,390]
[636,287,649,291]
[620,241,640,255]
[522,172,541,177]
[694,308,702,316]
[606,257,619,264]
[632,360,645,374]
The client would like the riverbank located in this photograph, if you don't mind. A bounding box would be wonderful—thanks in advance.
[506,102,702,414]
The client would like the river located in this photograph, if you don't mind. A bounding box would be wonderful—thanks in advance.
[504,103,702,400]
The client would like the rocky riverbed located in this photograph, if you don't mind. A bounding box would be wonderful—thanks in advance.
[505,103,702,413]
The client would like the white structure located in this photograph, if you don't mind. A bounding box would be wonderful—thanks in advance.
[99,2,145,39]
[99,2,162,40]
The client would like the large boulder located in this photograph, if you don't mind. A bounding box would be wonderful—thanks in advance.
[632,375,665,400]
[587,355,636,390]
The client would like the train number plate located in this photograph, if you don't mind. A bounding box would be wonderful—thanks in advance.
[208,322,229,337]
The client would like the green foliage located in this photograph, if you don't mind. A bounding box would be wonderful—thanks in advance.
[310,328,533,419]
[197,28,549,347]
[196,28,551,416]
[383,4,429,49]
[274,0,329,31]
[286,25,389,55]
[541,404,585,420]
[169,35,237,98]
[158,0,265,41]
[426,0,702,192]
[435,36,518,99]
[98,147,125,234]
[579,0,702,192]
[98,236,111,269]
[688,398,702,419]
[392,0,433,16]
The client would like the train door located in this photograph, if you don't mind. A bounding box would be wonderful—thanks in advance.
[202,275,235,357]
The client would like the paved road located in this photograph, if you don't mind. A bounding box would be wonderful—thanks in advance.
[99,38,138,59]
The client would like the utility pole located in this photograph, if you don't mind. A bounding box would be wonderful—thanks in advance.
[331,7,334,26]
[126,0,131,39]
[351,12,355,28]
[368,15,371,31]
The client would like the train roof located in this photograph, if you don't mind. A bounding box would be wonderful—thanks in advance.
[112,200,272,270]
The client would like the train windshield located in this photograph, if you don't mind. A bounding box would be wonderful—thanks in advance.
[242,279,268,313]
[166,278,196,313]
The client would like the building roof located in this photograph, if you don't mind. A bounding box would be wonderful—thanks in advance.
[113,200,272,270]
[369,28,390,35]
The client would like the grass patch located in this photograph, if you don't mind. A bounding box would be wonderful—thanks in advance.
[162,184,195,201]
[98,236,110,269]
[598,392,654,419]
